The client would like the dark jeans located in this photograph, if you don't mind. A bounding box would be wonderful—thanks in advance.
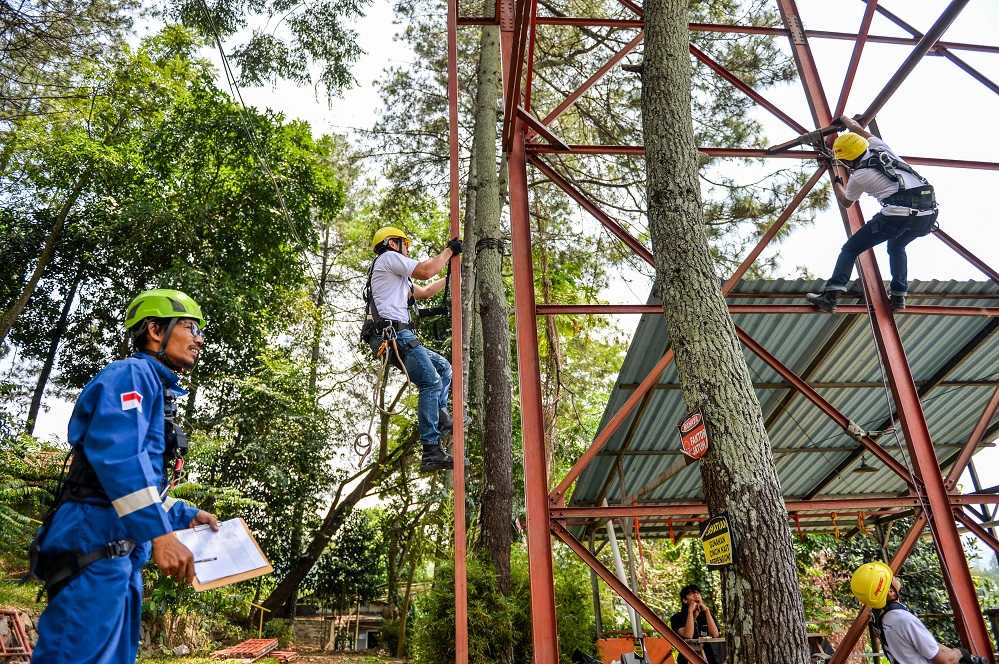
[824,211,937,295]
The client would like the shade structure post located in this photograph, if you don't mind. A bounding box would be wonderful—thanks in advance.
[509,121,560,664]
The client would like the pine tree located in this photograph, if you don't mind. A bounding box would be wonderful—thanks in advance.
[640,0,809,661]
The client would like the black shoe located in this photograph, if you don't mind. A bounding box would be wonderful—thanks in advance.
[420,443,453,472]
[890,293,906,311]
[805,290,839,313]
[438,408,453,433]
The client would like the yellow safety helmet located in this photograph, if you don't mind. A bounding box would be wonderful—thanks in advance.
[833,132,870,162]
[370,226,410,251]
[851,561,893,609]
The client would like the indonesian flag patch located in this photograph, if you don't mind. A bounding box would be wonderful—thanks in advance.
[121,391,143,413]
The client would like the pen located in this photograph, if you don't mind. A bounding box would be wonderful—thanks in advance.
[194,557,218,563]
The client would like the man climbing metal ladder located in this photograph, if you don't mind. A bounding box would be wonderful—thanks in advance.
[361,226,462,472]
[806,115,939,313]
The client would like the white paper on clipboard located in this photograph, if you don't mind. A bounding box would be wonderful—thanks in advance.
[174,518,268,583]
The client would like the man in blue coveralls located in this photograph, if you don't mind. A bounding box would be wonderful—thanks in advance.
[31,289,219,663]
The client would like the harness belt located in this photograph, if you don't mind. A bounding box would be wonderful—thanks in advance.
[26,373,186,600]
[30,539,135,600]
[360,253,417,351]
[882,184,936,212]
[857,149,938,214]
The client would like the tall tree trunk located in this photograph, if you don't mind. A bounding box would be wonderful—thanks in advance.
[469,24,513,593]
[26,271,82,433]
[285,223,333,622]
[462,125,485,436]
[461,156,478,396]
[262,455,398,616]
[0,170,92,346]
[395,528,421,658]
[536,216,562,478]
[640,3,809,663]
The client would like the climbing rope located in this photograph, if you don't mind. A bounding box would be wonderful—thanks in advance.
[856,271,932,527]
[353,327,412,462]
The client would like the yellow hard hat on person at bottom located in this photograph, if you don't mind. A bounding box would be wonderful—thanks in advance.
[833,132,870,161]
[851,561,893,609]
[371,226,410,250]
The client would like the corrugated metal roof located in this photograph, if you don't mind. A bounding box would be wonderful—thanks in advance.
[569,279,999,519]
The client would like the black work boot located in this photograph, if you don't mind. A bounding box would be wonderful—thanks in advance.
[437,408,453,433]
[805,290,840,313]
[890,292,906,311]
[420,443,453,472]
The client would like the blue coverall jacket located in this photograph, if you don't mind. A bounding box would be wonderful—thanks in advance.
[33,352,201,664]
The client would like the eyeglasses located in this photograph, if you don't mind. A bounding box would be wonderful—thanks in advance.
[181,321,205,338]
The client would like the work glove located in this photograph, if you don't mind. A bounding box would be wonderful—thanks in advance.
[447,238,463,256]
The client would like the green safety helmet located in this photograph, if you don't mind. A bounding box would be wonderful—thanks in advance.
[124,289,206,332]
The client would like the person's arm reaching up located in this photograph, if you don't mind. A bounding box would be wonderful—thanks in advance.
[838,114,873,139]
[412,239,462,279]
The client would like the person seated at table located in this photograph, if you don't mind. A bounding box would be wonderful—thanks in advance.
[670,584,720,664]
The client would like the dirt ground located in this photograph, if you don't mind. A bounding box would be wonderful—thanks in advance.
[293,655,403,663]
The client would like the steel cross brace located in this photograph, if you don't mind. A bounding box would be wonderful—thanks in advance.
[535,303,999,317]
[736,325,914,486]
[833,0,879,119]
[550,494,999,521]
[956,509,999,557]
[551,520,707,664]
[944,385,999,490]
[933,230,999,284]
[866,0,999,97]
[548,167,827,504]
[526,144,999,171]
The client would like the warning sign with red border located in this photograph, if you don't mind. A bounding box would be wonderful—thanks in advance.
[678,411,709,459]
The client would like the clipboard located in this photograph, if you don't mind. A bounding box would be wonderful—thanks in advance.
[176,517,273,591]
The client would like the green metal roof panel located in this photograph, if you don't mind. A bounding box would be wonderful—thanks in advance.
[568,279,999,511]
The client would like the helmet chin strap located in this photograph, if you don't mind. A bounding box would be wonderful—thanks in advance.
[155,318,185,372]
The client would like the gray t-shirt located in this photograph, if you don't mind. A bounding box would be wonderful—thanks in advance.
[844,136,926,204]
[370,251,418,323]
[881,608,940,664]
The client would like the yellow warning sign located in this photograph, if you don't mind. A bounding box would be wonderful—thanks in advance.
[701,514,734,569]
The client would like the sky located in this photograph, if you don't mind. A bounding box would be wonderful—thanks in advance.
[23,1,999,561]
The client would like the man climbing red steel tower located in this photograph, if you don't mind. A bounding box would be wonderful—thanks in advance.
[361,226,462,472]
[806,115,939,313]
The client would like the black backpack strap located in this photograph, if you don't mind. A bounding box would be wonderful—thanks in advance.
[872,601,911,664]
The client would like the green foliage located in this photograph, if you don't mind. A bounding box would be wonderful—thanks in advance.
[792,522,996,646]
[172,0,367,98]
[0,580,42,609]
[410,546,595,664]
[263,618,293,647]
[302,509,386,611]
[411,556,518,664]
[0,435,64,562]
[142,568,250,640]
[552,546,598,662]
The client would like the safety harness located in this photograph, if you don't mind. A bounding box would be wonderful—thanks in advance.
[360,251,452,363]
[857,149,938,213]
[27,376,188,600]
[871,600,910,664]
[872,601,984,664]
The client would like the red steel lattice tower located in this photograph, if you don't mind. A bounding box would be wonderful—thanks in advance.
[441,1,999,662]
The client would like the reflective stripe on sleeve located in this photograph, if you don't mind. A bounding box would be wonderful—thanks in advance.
[162,496,177,511]
[112,486,162,517]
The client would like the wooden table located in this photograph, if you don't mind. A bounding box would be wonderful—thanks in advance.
[685,634,830,663]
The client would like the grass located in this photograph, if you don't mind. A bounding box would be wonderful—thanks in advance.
[0,579,43,609]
